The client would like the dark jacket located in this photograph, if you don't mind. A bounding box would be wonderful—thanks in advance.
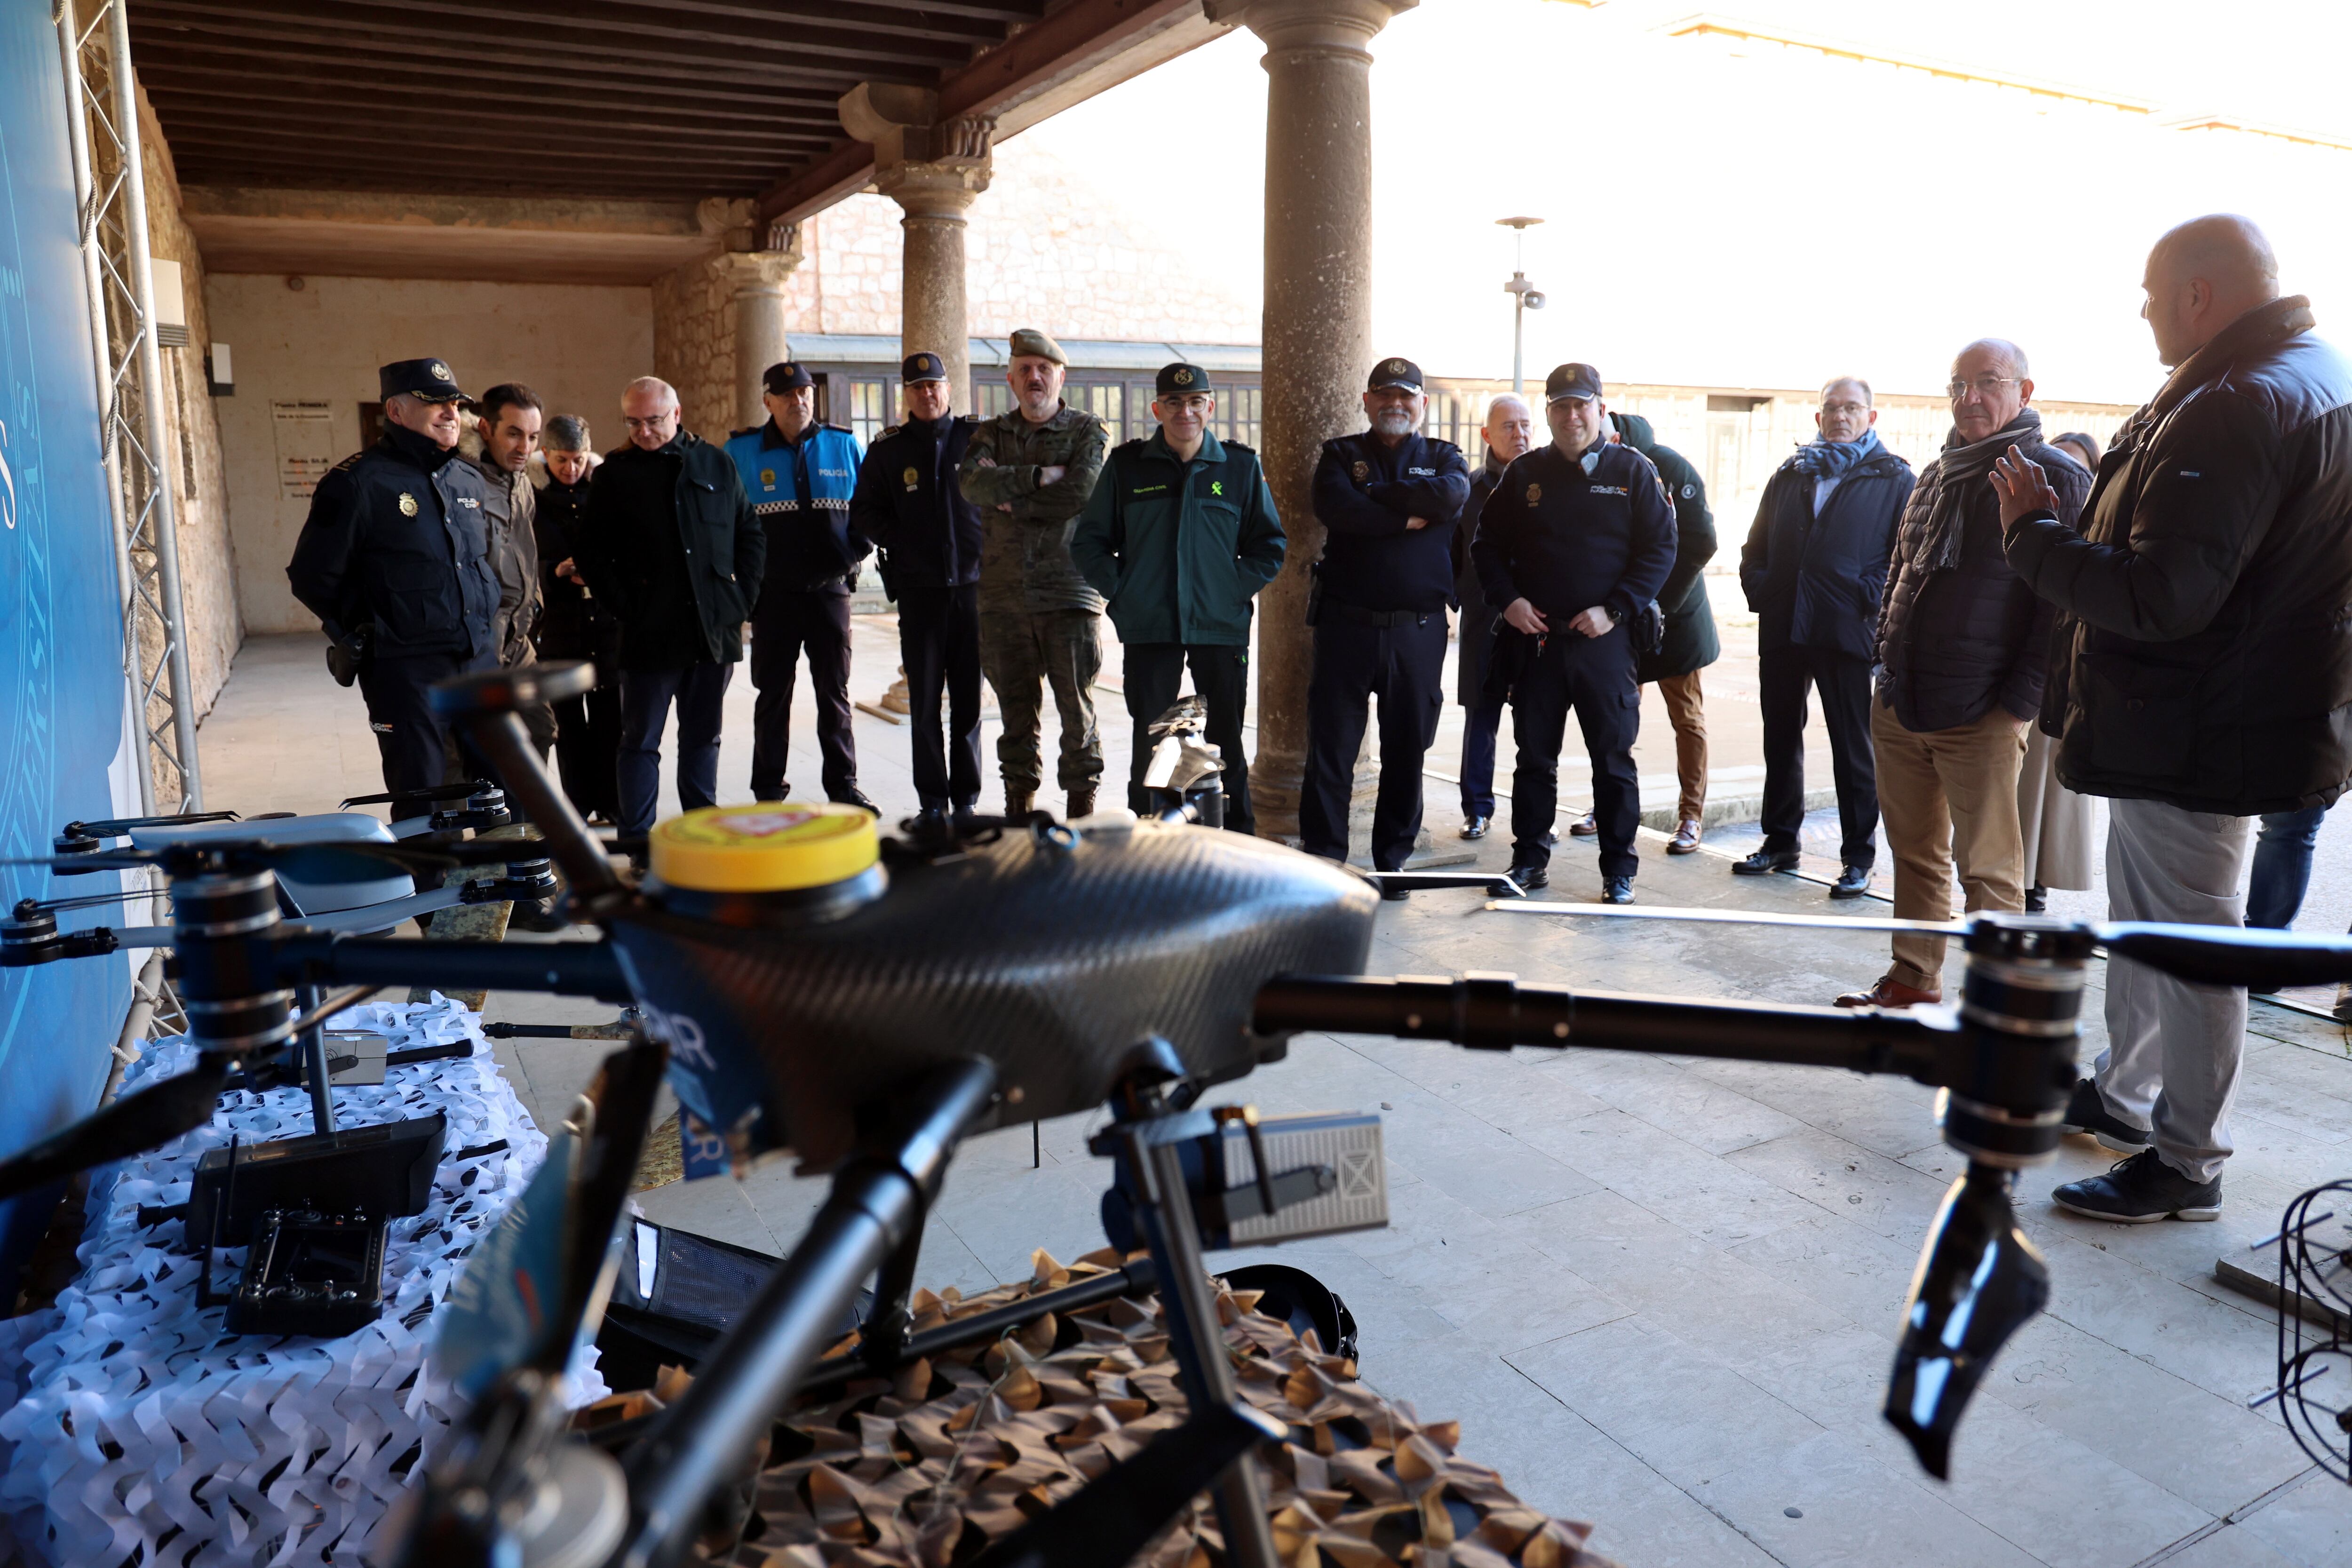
[287,423,500,661]
[852,414,985,593]
[1877,420,2090,734]
[574,431,765,671]
[1071,428,1286,646]
[1454,452,1509,704]
[2005,296,2352,813]
[1740,439,1915,661]
[1471,438,1678,626]
[1613,413,1720,681]
[532,474,617,665]
[1310,429,1471,613]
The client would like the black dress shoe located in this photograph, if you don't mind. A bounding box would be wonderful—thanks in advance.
[2051,1148,2220,1222]
[1601,876,1634,905]
[834,789,880,816]
[1460,815,1490,840]
[1506,860,1548,891]
[2058,1078,2151,1153]
[1829,864,1871,899]
[1732,848,1801,876]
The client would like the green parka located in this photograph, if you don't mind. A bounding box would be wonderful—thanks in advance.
[1071,429,1286,646]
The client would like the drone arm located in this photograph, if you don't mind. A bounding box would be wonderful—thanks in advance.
[272,930,634,1003]
[1253,973,1951,1084]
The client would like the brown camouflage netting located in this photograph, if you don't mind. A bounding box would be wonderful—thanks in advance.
[585,1246,1616,1568]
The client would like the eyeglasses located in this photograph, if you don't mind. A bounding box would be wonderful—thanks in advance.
[1947,376,2019,401]
[1820,401,1870,417]
[623,414,676,430]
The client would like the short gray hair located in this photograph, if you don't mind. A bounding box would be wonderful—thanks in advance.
[623,375,678,409]
[1957,339,2030,382]
[1821,376,1872,406]
[545,414,592,452]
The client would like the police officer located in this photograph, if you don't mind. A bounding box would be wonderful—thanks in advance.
[287,357,499,797]
[1300,356,1470,871]
[852,352,985,830]
[1471,363,1678,901]
[724,361,874,810]
[1073,361,1286,834]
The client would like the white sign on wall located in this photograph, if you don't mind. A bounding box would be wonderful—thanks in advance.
[270,399,337,502]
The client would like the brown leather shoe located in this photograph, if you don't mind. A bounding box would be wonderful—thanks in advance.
[1835,977,1942,1009]
[1667,817,1702,854]
[1567,812,1599,838]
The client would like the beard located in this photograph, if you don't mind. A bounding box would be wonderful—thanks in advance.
[1371,408,1416,438]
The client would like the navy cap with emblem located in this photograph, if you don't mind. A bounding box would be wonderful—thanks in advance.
[900,351,947,384]
[379,358,468,403]
[1155,362,1214,398]
[763,361,814,395]
[1545,362,1604,403]
[1367,356,1423,394]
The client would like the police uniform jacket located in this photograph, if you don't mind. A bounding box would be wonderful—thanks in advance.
[287,422,499,661]
[1071,428,1286,647]
[1472,439,1678,629]
[723,421,867,597]
[851,414,984,594]
[575,431,764,670]
[1310,430,1471,613]
[957,404,1111,615]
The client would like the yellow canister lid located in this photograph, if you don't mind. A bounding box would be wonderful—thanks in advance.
[648,803,880,893]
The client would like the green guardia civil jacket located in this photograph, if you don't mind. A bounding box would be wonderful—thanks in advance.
[956,403,1111,615]
[1071,428,1286,646]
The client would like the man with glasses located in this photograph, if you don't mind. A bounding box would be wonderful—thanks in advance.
[1738,377,1914,895]
[574,376,764,837]
[1301,357,1471,873]
[289,357,500,796]
[1835,342,2088,1010]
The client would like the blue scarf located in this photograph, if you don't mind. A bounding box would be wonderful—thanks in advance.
[1793,427,1881,480]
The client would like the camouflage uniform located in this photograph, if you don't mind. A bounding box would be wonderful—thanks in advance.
[958,401,1111,801]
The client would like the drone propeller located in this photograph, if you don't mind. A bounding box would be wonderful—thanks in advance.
[340,780,496,811]
[1,850,167,874]
[1488,902,2352,990]
[0,1055,231,1202]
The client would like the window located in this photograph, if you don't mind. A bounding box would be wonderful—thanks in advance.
[840,377,898,449]
[970,381,1013,420]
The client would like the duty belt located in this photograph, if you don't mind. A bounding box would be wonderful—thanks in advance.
[1323,602,1435,629]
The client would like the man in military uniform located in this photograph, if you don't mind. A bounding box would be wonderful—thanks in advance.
[466,382,557,763]
[724,362,873,809]
[957,328,1111,818]
[288,357,499,797]
[1301,356,1471,871]
[1073,361,1286,834]
[1471,364,1678,902]
[852,352,985,829]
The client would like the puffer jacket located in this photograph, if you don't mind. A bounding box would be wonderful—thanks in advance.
[1740,439,1915,661]
[2005,295,2352,813]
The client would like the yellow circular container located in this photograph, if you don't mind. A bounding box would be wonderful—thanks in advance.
[648,803,880,893]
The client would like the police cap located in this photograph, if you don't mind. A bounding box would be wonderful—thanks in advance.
[380,358,468,403]
[1545,363,1604,403]
[901,351,948,384]
[763,361,814,394]
[1367,357,1423,394]
[1155,362,1214,398]
[1008,328,1068,366]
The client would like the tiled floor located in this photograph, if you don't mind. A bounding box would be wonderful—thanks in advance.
[193,629,2352,1568]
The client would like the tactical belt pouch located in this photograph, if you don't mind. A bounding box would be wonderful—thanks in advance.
[1634,598,1667,654]
[324,627,370,688]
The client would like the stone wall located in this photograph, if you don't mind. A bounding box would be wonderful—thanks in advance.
[204,273,655,634]
[651,253,738,443]
[134,82,239,719]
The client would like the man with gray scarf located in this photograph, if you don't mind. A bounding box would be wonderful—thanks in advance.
[1835,340,2090,1008]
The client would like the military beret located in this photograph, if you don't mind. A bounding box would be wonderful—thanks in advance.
[380,357,467,403]
[1008,328,1067,366]
[1545,362,1604,403]
[901,351,948,384]
[1155,362,1213,398]
[763,361,814,394]
[1367,356,1423,394]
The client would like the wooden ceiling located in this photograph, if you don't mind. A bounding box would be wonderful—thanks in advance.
[126,0,1058,205]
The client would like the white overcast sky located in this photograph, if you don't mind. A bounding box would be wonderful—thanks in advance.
[1016,0,2352,407]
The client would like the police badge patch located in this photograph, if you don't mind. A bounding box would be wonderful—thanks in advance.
[397,492,419,517]
[1682,483,1697,498]
[1174,367,1194,387]
[1351,461,1369,482]
[903,466,920,488]
[1526,484,1542,504]
[429,361,451,382]
[760,469,777,488]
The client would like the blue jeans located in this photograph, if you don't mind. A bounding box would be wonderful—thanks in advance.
[2247,805,2327,929]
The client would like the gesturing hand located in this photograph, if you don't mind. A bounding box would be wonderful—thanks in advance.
[1404,515,1431,532]
[1503,598,1549,636]
[1568,606,1616,638]
[1989,446,2062,532]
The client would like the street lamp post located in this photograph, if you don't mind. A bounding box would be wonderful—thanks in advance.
[1497,215,1545,396]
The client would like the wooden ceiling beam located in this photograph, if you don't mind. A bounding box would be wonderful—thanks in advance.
[146,93,835,151]
[323,0,1017,54]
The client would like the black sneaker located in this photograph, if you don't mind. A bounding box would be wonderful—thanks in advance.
[2025,884,2048,914]
[1506,860,1549,891]
[2058,1079,2151,1153]
[1829,864,1872,899]
[1601,875,1634,905]
[1732,848,1801,876]
[2051,1148,2221,1223]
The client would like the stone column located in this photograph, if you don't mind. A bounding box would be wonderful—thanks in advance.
[729,235,801,430]
[1208,0,1415,842]
[842,84,993,406]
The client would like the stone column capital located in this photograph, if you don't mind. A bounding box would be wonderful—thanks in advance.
[872,151,992,219]
[1205,0,1414,56]
[709,239,804,296]
[841,81,993,215]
